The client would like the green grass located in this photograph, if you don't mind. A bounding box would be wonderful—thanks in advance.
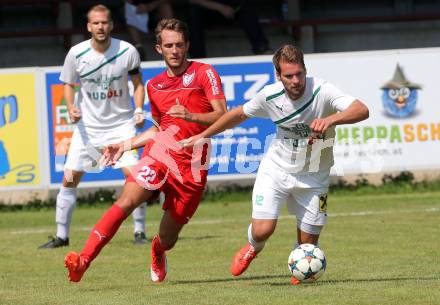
[1,191,439,305]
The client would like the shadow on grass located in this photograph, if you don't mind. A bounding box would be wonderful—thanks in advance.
[178,235,220,241]
[269,275,440,286]
[172,274,440,285]
[172,274,287,284]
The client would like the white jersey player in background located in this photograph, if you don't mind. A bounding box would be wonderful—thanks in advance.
[39,4,149,248]
[181,44,369,282]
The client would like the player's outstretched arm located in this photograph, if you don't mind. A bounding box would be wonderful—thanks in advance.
[101,121,160,166]
[181,106,249,147]
[310,100,369,134]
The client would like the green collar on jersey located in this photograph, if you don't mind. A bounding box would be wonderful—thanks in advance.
[79,47,129,78]
[274,86,321,125]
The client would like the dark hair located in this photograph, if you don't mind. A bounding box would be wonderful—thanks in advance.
[272,45,306,73]
[155,18,189,44]
[87,4,112,22]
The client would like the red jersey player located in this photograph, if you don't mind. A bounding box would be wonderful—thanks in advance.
[64,18,226,283]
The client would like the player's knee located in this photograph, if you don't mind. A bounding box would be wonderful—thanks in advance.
[115,197,139,214]
[252,224,275,242]
[63,170,82,187]
[254,231,273,242]
[62,176,80,188]
[297,220,323,236]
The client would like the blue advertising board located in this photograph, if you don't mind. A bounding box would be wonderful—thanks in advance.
[45,58,276,184]
[204,61,276,176]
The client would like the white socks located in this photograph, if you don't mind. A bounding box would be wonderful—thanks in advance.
[247,224,266,252]
[56,187,148,238]
[55,186,77,240]
[132,202,147,233]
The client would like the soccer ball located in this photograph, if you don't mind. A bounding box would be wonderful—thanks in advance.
[287,243,326,283]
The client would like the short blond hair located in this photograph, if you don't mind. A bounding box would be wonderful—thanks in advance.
[87,4,112,22]
[155,18,189,44]
[273,45,306,73]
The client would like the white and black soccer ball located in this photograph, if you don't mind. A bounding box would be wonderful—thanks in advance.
[288,243,326,283]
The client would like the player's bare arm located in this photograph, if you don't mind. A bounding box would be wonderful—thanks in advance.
[102,116,160,166]
[310,100,369,134]
[130,72,146,128]
[190,0,236,19]
[181,105,249,147]
[64,83,82,123]
[167,98,226,126]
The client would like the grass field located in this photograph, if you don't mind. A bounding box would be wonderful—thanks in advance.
[1,191,439,305]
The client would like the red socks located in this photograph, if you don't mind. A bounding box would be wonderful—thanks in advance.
[152,235,174,254]
[81,204,128,264]
[152,235,165,255]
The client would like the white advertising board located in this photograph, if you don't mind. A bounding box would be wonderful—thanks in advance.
[305,48,440,174]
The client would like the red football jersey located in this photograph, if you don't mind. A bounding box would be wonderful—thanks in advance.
[146,61,225,164]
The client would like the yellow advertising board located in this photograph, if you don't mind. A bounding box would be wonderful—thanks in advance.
[0,73,40,186]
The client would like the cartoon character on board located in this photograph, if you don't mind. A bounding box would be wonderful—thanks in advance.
[0,95,35,183]
[381,64,422,118]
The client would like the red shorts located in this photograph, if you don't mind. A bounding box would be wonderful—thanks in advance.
[126,153,207,224]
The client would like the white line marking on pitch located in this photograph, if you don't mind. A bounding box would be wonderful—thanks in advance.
[5,207,439,235]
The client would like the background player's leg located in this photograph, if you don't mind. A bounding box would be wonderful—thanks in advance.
[121,167,148,244]
[57,171,84,239]
[132,202,147,243]
[39,170,83,249]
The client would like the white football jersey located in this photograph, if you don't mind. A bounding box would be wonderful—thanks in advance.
[243,77,355,174]
[60,38,140,129]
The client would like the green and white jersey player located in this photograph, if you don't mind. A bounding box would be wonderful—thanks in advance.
[182,44,369,278]
[39,5,148,249]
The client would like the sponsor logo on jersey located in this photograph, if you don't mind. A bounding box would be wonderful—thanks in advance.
[83,75,123,90]
[255,195,264,206]
[275,103,284,112]
[319,194,327,212]
[279,123,311,137]
[82,74,125,100]
[86,89,124,100]
[206,68,220,95]
[183,71,195,87]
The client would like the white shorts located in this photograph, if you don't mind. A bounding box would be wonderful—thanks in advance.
[125,2,149,33]
[64,121,139,173]
[251,157,330,226]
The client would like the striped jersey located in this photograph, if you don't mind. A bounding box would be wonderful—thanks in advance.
[243,77,355,174]
[60,38,140,129]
